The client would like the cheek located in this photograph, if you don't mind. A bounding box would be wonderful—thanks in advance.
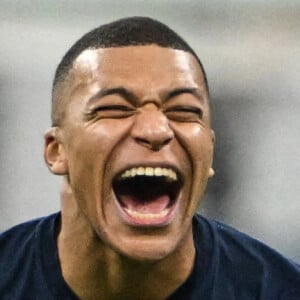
[172,123,213,168]
[66,120,133,184]
[73,119,130,153]
[63,120,133,220]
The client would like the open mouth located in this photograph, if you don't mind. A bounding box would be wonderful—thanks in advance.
[112,166,183,226]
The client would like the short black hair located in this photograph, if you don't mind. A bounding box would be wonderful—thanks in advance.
[52,16,208,125]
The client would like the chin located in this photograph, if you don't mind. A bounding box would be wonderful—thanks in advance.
[114,236,181,263]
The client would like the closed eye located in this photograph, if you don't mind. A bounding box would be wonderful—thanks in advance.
[164,106,203,122]
[94,105,134,112]
[90,105,135,119]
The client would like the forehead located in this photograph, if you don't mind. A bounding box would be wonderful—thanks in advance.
[68,45,207,96]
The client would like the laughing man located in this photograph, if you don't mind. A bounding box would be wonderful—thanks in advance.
[1,17,299,300]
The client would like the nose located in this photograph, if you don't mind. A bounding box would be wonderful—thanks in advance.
[131,106,174,151]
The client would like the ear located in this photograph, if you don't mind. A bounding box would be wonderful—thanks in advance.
[208,129,216,178]
[210,129,216,145]
[44,127,68,175]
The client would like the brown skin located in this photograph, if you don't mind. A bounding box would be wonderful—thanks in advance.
[44,45,215,300]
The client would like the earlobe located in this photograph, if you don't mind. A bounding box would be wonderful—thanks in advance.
[44,127,68,175]
[208,167,215,178]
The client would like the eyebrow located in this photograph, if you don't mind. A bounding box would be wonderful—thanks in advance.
[87,87,138,106]
[165,87,205,104]
[87,86,205,106]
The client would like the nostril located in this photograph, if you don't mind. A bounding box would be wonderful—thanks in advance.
[134,137,149,146]
[161,137,172,147]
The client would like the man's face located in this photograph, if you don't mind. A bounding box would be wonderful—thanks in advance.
[53,45,214,261]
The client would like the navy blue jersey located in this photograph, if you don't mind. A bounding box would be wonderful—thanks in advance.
[1,213,299,299]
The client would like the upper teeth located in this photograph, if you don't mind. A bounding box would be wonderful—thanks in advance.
[120,167,177,181]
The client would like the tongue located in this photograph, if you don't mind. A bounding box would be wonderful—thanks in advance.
[119,194,170,214]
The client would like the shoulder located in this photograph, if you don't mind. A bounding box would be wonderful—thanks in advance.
[0,213,59,256]
[0,214,58,266]
[0,214,57,279]
[193,213,300,266]
[193,214,300,298]
[0,214,58,253]
[0,213,60,298]
[0,217,44,257]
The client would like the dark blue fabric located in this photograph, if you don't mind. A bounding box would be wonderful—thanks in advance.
[168,217,300,300]
[0,213,299,299]
[0,214,78,300]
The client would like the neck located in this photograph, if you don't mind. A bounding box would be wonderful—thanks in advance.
[58,180,195,300]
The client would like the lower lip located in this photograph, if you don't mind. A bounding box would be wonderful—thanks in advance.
[115,198,178,227]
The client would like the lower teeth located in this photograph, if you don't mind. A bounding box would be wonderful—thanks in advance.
[124,207,168,219]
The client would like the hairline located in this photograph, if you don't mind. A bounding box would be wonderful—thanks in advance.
[53,44,208,89]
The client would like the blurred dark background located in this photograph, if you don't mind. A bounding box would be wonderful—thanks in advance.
[0,0,299,262]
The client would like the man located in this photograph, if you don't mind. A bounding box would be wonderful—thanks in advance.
[0,17,299,300]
